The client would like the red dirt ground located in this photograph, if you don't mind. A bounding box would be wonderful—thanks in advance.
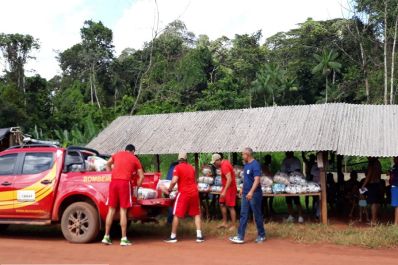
[1,228,398,265]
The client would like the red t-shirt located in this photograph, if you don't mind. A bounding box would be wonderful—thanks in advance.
[173,162,198,194]
[111,151,142,181]
[220,160,237,191]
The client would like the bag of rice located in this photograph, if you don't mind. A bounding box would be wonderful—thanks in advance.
[198,183,210,192]
[262,186,272,194]
[157,180,177,194]
[202,166,213,176]
[198,176,214,185]
[214,176,222,186]
[169,191,177,200]
[210,185,222,193]
[273,172,289,185]
[306,182,321,193]
[137,188,157,200]
[260,175,273,187]
[87,156,107,172]
[272,183,286,194]
[289,171,307,185]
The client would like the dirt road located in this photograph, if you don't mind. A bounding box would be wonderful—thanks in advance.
[1,226,397,265]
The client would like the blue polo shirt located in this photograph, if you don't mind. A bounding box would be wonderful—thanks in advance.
[243,159,262,195]
[391,165,398,186]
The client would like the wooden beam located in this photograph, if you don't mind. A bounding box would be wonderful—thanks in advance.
[232,153,238,165]
[317,151,328,225]
[194,153,199,179]
[154,154,160,172]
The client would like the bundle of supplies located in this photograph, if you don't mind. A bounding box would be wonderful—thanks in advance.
[137,188,157,200]
[273,172,290,185]
[86,156,107,172]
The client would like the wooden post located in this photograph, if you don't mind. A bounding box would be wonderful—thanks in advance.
[317,151,328,225]
[154,154,160,172]
[337,155,344,183]
[194,153,199,179]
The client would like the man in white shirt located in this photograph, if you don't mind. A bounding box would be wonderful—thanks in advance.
[281,152,304,223]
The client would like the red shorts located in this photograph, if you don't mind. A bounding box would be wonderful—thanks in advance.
[107,179,132,209]
[173,192,201,218]
[219,188,237,207]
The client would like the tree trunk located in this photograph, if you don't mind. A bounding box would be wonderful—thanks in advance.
[384,0,389,104]
[390,13,398,104]
[91,65,101,109]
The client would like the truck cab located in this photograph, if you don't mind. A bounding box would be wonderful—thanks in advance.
[0,145,171,243]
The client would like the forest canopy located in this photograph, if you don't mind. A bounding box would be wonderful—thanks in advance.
[1,0,398,145]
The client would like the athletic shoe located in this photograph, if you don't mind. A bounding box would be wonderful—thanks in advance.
[196,236,205,243]
[120,238,132,246]
[298,216,304,223]
[164,237,178,243]
[101,235,112,245]
[229,236,244,244]
[255,236,266,243]
[286,215,295,222]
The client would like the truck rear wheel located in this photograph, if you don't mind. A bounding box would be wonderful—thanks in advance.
[61,202,99,243]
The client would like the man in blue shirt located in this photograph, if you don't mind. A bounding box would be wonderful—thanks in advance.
[230,147,266,244]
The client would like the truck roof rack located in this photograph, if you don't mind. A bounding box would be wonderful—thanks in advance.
[7,144,60,150]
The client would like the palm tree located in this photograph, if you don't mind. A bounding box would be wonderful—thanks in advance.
[312,49,342,103]
[252,63,282,106]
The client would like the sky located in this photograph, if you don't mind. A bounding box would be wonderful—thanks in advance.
[0,0,347,80]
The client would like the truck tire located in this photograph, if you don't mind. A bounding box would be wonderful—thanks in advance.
[61,202,99,243]
[0,224,9,233]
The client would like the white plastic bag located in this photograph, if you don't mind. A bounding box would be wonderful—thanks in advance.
[198,183,210,192]
[260,175,273,187]
[137,188,157,200]
[262,185,272,194]
[273,172,289,185]
[87,156,107,172]
[289,171,307,185]
[157,180,177,193]
[210,185,222,193]
[272,183,286,194]
[214,176,222,186]
[198,176,214,185]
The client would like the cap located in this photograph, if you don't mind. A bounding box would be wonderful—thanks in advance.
[210,153,222,164]
[178,152,188,161]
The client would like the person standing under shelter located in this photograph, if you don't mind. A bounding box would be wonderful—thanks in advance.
[210,153,237,230]
[281,151,304,223]
[164,152,204,243]
[361,157,382,225]
[390,157,398,225]
[230,147,266,244]
[166,160,179,224]
[102,144,144,246]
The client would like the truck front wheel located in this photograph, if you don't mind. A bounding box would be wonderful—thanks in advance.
[61,202,99,243]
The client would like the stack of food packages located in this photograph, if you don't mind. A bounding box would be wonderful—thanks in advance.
[210,168,222,192]
[272,171,321,194]
[261,175,273,195]
[197,166,213,192]
[157,179,178,199]
[234,166,244,193]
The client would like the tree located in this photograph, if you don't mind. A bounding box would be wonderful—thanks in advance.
[0,33,39,93]
[312,49,342,103]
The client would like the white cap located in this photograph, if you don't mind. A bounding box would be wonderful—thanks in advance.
[210,153,222,164]
[178,152,188,161]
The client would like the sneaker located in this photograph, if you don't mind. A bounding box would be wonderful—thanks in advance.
[298,216,304,223]
[164,237,178,243]
[255,236,266,243]
[286,215,295,223]
[120,238,132,246]
[229,236,244,244]
[101,235,112,245]
[196,236,205,243]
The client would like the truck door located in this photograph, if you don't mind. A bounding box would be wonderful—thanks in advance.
[13,151,58,219]
[0,153,18,217]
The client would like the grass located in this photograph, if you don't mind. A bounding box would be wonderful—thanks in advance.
[129,219,398,249]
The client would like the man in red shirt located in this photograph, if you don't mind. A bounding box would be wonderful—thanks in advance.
[102,144,144,246]
[164,152,204,243]
[211,153,237,230]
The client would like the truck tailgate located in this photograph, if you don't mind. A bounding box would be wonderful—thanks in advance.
[137,198,172,207]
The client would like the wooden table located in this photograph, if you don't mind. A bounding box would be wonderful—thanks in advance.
[199,191,322,220]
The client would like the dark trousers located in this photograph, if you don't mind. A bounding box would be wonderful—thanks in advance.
[238,192,266,240]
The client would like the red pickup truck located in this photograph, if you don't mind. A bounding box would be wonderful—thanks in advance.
[0,145,171,243]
